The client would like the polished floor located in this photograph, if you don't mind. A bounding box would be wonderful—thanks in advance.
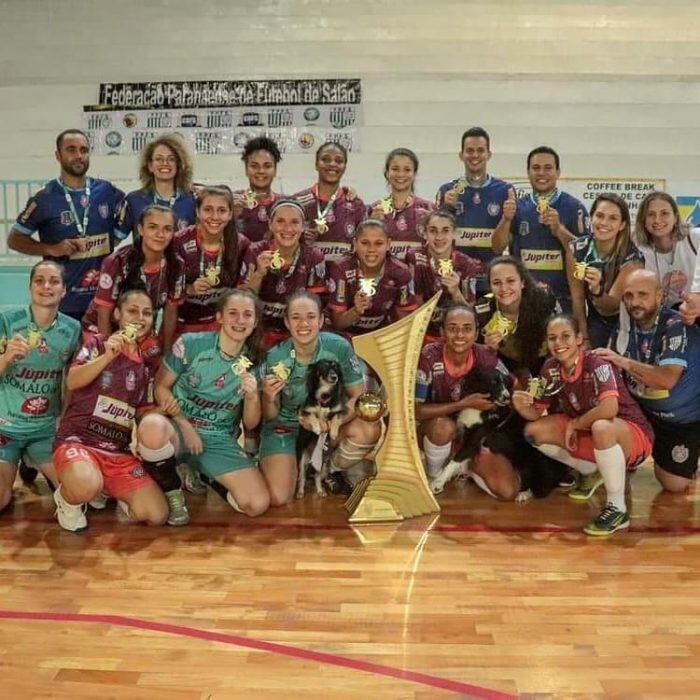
[1,466,699,699]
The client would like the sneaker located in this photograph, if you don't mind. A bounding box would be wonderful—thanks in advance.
[568,471,604,501]
[557,468,578,491]
[88,492,109,510]
[53,486,87,532]
[226,492,243,513]
[165,489,190,526]
[583,503,630,536]
[176,463,207,496]
[19,460,38,485]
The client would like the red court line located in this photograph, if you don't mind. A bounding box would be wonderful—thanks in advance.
[10,514,700,535]
[0,608,516,699]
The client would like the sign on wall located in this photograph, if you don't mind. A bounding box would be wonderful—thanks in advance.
[83,79,362,155]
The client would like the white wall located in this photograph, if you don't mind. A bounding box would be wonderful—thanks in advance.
[1,0,699,202]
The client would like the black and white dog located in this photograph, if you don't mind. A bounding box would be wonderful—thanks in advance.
[428,366,566,499]
[296,360,348,499]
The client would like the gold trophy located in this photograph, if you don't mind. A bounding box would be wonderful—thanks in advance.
[314,217,329,234]
[437,258,454,277]
[270,362,291,382]
[244,189,257,209]
[358,277,378,297]
[355,392,387,422]
[26,328,42,349]
[231,355,253,376]
[574,262,588,280]
[121,323,139,343]
[270,250,284,271]
[205,266,221,286]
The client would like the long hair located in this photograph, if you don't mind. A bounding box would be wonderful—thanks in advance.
[487,255,553,370]
[123,205,180,302]
[216,288,265,365]
[590,193,634,292]
[196,185,240,288]
[138,133,194,193]
[384,147,419,192]
[634,190,690,247]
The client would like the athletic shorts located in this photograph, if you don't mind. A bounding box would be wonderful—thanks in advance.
[173,424,254,478]
[0,430,53,467]
[647,415,700,480]
[552,414,652,469]
[259,422,299,459]
[53,442,154,498]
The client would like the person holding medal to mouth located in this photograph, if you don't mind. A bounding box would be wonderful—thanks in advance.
[406,209,483,343]
[8,129,124,320]
[139,289,270,521]
[239,198,326,349]
[293,141,366,263]
[367,148,435,260]
[328,219,417,339]
[52,289,169,532]
[260,291,380,505]
[171,185,249,342]
[492,147,590,314]
[114,134,196,243]
[232,136,282,243]
[0,261,81,514]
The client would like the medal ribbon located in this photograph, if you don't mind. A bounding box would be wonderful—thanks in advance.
[59,177,91,236]
[153,189,178,208]
[314,184,340,225]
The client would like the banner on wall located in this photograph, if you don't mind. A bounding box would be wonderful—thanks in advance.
[507,177,666,223]
[83,79,362,155]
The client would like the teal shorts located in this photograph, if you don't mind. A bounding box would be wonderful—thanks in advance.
[0,430,53,467]
[174,425,254,479]
[259,422,299,459]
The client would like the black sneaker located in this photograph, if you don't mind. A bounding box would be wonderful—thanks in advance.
[324,472,354,496]
[19,460,38,485]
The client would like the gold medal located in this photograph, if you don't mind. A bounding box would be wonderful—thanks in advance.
[484,311,515,338]
[378,197,394,216]
[205,266,221,285]
[121,323,139,343]
[536,195,550,218]
[437,258,454,276]
[26,328,42,349]
[574,262,588,281]
[231,354,253,376]
[358,277,378,297]
[314,217,329,234]
[244,189,257,209]
[453,179,467,196]
[528,377,544,398]
[271,361,291,382]
[270,250,284,271]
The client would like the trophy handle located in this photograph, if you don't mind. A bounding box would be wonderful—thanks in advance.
[346,293,441,522]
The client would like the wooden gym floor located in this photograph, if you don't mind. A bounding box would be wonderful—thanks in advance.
[1,466,699,699]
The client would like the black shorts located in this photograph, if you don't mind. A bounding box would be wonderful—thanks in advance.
[647,415,700,480]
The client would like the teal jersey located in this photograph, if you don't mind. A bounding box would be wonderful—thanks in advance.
[163,331,258,436]
[264,331,364,427]
[0,307,80,437]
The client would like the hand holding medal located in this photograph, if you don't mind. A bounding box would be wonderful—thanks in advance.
[270,249,284,271]
[231,354,253,376]
[377,197,394,217]
[204,266,221,286]
[574,262,588,281]
[120,323,140,343]
[26,328,43,350]
[243,189,258,209]
[536,195,550,220]
[483,311,515,347]
[358,277,378,297]
[2,333,30,364]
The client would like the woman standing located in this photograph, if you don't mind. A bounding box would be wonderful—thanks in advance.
[137,289,269,522]
[293,142,366,262]
[260,291,380,505]
[568,193,644,348]
[367,148,435,260]
[115,134,196,241]
[239,198,326,348]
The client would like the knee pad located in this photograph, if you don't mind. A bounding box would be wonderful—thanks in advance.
[138,442,175,462]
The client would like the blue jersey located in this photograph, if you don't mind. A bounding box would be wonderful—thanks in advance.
[510,190,590,307]
[618,309,700,424]
[14,178,124,318]
[436,175,511,264]
[115,188,196,241]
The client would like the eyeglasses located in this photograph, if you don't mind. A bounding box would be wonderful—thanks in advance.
[152,156,177,164]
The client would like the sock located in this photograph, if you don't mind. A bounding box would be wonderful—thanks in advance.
[423,437,452,477]
[329,438,373,472]
[536,443,598,475]
[594,444,627,512]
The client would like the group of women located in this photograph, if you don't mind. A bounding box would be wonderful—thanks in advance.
[2,131,699,537]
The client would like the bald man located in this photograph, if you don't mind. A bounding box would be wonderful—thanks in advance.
[594,269,700,492]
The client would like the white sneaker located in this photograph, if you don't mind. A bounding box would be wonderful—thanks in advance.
[88,492,109,510]
[54,486,87,532]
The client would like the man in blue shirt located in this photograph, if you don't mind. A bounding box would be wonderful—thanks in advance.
[596,269,700,492]
[492,146,590,312]
[8,129,124,320]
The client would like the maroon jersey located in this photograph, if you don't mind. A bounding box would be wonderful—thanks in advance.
[367,196,435,260]
[406,245,484,335]
[233,190,278,242]
[82,246,185,331]
[240,241,327,330]
[55,335,150,453]
[415,341,506,404]
[536,350,653,443]
[172,225,250,326]
[293,185,366,261]
[327,254,417,334]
